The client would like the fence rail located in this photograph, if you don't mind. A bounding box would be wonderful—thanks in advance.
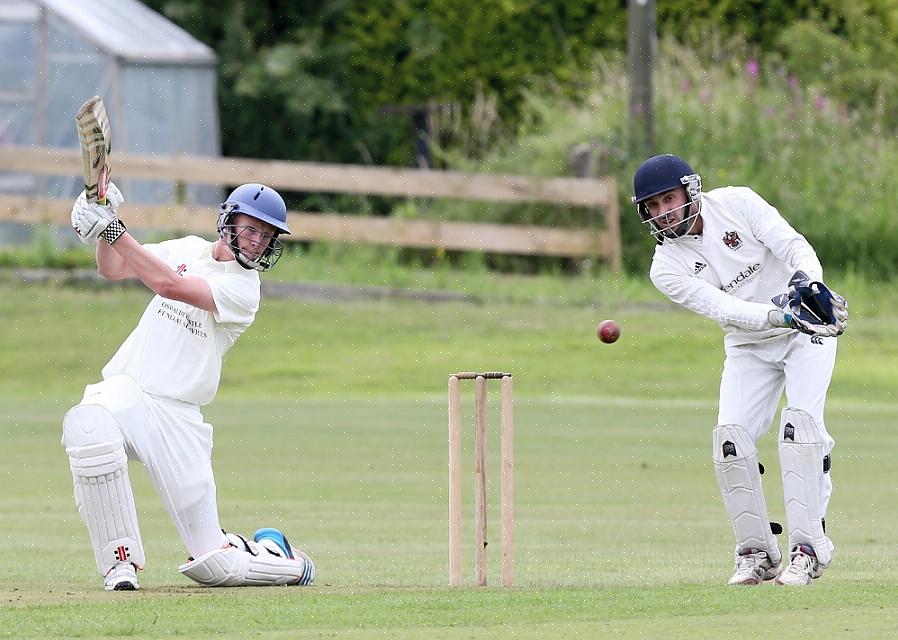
[0,146,621,267]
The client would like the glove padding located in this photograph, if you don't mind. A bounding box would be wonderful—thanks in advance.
[71,182,123,246]
[769,270,848,337]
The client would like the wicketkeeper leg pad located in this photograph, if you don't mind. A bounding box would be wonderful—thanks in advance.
[779,407,832,567]
[62,404,145,575]
[713,424,781,564]
[179,533,315,587]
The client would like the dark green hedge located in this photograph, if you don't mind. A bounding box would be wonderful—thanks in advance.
[146,0,898,165]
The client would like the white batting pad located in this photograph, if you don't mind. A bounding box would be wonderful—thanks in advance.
[779,407,832,567]
[63,404,145,574]
[713,424,781,564]
[179,542,315,587]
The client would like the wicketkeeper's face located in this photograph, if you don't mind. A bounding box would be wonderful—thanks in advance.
[642,187,697,237]
[229,213,279,260]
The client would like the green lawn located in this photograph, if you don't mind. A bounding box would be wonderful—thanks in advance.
[2,277,897,638]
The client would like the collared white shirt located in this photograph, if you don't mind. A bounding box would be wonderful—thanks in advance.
[649,186,822,346]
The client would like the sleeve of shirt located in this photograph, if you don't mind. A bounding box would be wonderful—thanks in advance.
[207,273,260,325]
[650,256,775,330]
[142,241,168,262]
[733,187,823,280]
[143,237,196,264]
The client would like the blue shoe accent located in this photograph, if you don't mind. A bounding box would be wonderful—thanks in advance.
[253,527,294,559]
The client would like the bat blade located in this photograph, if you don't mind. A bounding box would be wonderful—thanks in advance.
[75,96,111,204]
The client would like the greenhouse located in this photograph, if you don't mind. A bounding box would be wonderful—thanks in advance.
[0,0,220,204]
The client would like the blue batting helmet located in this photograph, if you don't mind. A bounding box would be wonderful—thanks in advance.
[219,183,290,234]
[217,183,290,271]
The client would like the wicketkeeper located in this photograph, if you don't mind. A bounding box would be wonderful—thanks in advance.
[632,154,848,586]
[65,182,315,590]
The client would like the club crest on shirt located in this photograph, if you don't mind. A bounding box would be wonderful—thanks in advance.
[175,263,188,276]
[722,231,743,250]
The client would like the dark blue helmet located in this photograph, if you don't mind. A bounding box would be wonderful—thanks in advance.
[632,154,698,204]
[631,154,702,241]
[218,183,290,271]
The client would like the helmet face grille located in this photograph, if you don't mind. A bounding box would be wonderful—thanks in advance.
[219,218,284,271]
[638,198,702,241]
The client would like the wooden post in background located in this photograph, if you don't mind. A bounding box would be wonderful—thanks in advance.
[628,0,656,158]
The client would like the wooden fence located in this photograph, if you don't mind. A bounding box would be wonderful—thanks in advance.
[0,146,621,269]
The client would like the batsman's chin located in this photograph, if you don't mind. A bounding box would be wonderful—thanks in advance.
[240,249,263,262]
[234,250,267,272]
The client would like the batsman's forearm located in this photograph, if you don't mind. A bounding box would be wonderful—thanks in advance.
[96,239,135,280]
[107,233,180,294]
[107,233,217,312]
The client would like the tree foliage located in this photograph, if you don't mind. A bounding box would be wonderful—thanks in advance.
[143,0,624,165]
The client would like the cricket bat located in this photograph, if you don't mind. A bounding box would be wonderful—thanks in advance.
[75,96,111,205]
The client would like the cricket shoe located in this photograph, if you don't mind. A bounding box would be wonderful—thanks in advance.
[254,527,316,586]
[728,548,781,586]
[104,562,140,591]
[775,544,824,586]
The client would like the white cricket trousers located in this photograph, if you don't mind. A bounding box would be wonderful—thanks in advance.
[717,332,837,513]
[74,374,227,560]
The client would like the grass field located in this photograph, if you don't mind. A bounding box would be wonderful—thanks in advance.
[3,274,898,638]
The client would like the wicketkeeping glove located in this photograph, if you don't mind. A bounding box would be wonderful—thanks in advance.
[71,182,124,246]
[769,270,848,337]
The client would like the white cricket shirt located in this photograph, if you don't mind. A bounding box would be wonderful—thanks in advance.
[102,236,260,405]
[649,186,823,347]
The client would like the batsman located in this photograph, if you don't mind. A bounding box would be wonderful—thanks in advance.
[632,154,848,586]
[66,181,315,590]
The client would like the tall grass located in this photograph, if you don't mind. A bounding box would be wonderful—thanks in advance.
[651,42,898,276]
[427,39,898,277]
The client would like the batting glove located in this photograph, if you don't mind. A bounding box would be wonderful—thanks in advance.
[71,182,124,246]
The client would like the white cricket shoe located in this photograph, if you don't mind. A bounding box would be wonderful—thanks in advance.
[104,562,140,591]
[775,544,824,586]
[728,548,781,586]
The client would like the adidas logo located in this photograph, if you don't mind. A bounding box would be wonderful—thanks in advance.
[694,262,707,274]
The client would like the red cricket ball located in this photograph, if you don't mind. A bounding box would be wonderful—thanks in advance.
[597,319,621,344]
